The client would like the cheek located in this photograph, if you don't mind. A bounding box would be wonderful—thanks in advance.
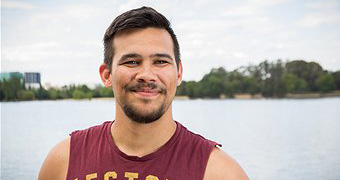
[112,69,131,92]
[158,71,178,92]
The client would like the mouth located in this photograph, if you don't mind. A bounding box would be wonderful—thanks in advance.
[125,83,166,98]
[131,88,161,97]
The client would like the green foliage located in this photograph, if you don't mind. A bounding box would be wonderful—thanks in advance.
[0,80,113,101]
[283,73,308,93]
[257,60,286,97]
[72,90,93,100]
[286,60,323,91]
[0,83,4,101]
[176,59,338,98]
[199,67,226,98]
[176,81,201,98]
[332,71,340,90]
[17,90,35,100]
[181,81,201,98]
[93,85,114,97]
[47,88,61,100]
[1,59,339,101]
[72,90,85,99]
[242,76,260,95]
[175,81,187,96]
[316,73,336,93]
[34,87,49,100]
[99,88,113,97]
[0,76,25,101]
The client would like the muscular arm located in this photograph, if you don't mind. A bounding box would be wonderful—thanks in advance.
[38,137,70,180]
[203,148,249,180]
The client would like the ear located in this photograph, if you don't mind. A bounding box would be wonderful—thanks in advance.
[99,63,112,87]
[177,61,183,86]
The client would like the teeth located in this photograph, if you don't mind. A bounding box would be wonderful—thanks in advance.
[135,89,157,92]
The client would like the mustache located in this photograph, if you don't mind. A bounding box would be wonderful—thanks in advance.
[124,82,167,94]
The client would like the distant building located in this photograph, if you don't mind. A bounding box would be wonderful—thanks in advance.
[0,72,41,89]
[24,72,41,89]
[0,72,24,81]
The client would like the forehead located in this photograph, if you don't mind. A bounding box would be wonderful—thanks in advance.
[112,28,174,58]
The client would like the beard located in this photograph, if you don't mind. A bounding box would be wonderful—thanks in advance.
[122,100,167,123]
[119,82,169,124]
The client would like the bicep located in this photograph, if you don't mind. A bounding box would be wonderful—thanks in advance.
[203,147,249,180]
[38,137,70,180]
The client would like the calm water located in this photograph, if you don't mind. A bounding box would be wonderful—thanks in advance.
[1,98,340,180]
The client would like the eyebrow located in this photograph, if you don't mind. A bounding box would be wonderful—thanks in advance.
[119,53,143,62]
[150,53,173,61]
[119,53,174,62]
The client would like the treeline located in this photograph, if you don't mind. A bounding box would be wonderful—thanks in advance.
[1,59,339,101]
[176,60,340,98]
[0,78,113,101]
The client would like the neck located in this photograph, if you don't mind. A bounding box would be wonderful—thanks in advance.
[111,104,177,157]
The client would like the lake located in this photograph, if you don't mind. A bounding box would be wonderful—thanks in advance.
[1,98,340,180]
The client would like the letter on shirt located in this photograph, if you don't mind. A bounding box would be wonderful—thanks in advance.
[86,173,97,180]
[146,175,160,180]
[125,172,138,180]
[104,171,117,180]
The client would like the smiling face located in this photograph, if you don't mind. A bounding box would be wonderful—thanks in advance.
[105,27,182,123]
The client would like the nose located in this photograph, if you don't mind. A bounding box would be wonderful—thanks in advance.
[135,64,156,83]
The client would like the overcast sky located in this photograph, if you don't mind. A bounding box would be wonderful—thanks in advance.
[2,0,340,86]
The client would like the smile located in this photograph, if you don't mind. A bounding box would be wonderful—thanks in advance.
[131,88,161,97]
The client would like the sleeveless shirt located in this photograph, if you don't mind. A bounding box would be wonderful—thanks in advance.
[66,121,221,180]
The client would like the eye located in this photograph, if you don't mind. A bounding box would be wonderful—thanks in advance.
[154,60,168,65]
[123,61,140,66]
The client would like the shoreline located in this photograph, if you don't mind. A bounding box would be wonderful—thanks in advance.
[1,92,340,102]
[224,91,340,100]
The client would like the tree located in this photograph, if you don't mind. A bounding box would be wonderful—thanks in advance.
[332,71,340,90]
[17,90,35,100]
[72,90,92,99]
[79,85,91,93]
[47,88,61,100]
[199,67,226,98]
[246,64,263,94]
[316,73,336,92]
[176,81,187,96]
[258,60,286,97]
[0,81,5,101]
[34,87,49,100]
[0,76,25,101]
[283,73,308,93]
[186,81,200,98]
[99,87,113,97]
[286,60,323,91]
[92,85,114,97]
[242,76,260,95]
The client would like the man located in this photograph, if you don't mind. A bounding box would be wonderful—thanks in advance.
[39,6,249,180]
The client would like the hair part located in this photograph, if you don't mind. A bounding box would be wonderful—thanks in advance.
[103,6,181,72]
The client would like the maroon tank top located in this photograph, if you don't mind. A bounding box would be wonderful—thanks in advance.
[66,121,221,180]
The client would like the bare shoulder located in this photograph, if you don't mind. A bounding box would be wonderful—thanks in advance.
[203,147,249,180]
[38,137,70,180]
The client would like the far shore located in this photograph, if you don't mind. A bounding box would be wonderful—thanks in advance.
[221,91,340,100]
[89,91,340,101]
[1,91,340,102]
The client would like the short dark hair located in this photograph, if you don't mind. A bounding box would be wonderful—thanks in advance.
[103,6,181,71]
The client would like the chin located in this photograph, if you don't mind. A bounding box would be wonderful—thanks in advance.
[123,102,167,124]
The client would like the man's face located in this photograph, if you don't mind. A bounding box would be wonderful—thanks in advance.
[110,27,182,123]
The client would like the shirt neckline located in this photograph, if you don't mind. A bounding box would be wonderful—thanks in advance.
[105,120,182,162]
